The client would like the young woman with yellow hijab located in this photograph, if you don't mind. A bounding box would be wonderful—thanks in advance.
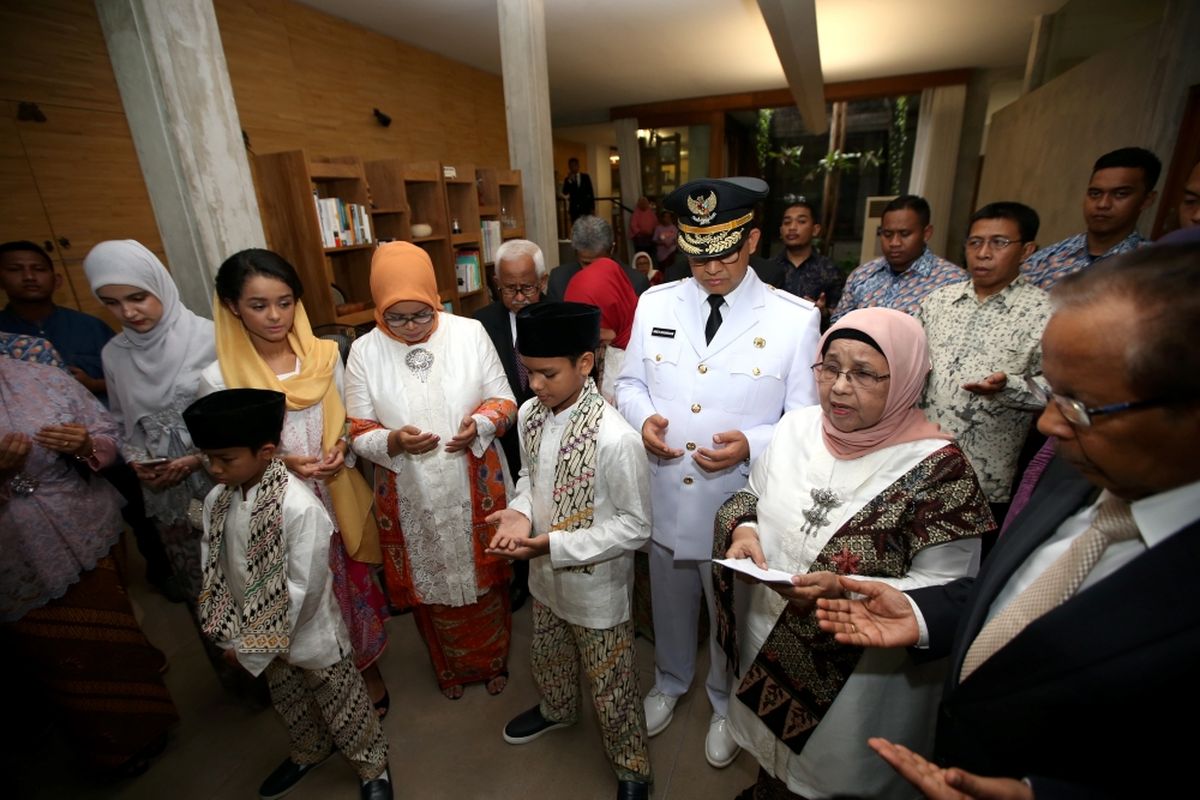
[345,242,517,700]
[198,249,390,713]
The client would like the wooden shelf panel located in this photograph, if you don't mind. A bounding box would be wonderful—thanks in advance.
[479,204,500,216]
[324,243,376,254]
[309,162,362,180]
[451,232,480,247]
[336,307,376,326]
[501,227,526,240]
[412,234,446,243]
[371,206,407,215]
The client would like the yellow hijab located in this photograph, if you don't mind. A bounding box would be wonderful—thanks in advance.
[213,296,380,563]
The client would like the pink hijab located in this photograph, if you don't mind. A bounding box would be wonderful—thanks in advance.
[818,308,950,460]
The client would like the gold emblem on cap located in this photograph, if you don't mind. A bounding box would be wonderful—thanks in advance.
[754,337,765,348]
[687,191,718,225]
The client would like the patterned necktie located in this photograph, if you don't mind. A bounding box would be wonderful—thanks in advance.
[959,491,1140,682]
[704,294,724,345]
[514,338,529,392]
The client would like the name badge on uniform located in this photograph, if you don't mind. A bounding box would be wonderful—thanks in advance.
[651,327,676,338]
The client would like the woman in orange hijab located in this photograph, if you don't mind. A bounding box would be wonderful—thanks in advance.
[199,249,390,714]
[344,242,518,700]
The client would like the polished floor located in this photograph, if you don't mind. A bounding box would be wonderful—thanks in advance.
[13,534,757,799]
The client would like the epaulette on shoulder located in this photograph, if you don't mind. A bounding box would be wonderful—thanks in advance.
[643,279,685,295]
[765,286,817,310]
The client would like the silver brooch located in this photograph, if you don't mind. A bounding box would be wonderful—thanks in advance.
[800,487,843,537]
[405,347,435,383]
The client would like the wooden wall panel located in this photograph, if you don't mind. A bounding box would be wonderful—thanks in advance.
[0,0,123,114]
[215,0,510,167]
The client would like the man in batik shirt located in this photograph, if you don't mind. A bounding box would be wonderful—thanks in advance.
[831,195,964,322]
[1021,147,1160,289]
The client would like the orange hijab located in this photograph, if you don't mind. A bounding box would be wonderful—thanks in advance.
[213,296,380,563]
[370,242,441,343]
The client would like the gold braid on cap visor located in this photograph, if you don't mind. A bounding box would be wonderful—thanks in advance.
[677,226,745,256]
[677,211,754,235]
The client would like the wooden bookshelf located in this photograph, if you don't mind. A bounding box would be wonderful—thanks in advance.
[441,162,487,316]
[255,150,375,328]
[364,159,459,313]
[255,153,526,324]
[475,167,526,306]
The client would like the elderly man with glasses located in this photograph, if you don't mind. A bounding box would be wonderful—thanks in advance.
[917,202,1052,535]
[473,238,548,610]
[815,242,1200,799]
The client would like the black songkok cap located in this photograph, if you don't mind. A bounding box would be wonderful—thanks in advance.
[663,177,769,260]
[183,388,286,450]
[516,301,601,358]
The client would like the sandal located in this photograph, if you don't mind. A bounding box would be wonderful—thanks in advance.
[373,689,390,719]
[485,671,509,696]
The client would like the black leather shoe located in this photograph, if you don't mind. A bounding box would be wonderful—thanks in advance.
[502,704,572,744]
[360,775,393,800]
[258,755,327,799]
[617,779,651,799]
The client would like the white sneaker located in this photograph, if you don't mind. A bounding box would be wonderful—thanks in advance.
[704,714,740,768]
[643,688,677,737]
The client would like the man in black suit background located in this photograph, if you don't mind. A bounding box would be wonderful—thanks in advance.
[473,238,546,610]
[560,157,595,224]
[815,243,1200,798]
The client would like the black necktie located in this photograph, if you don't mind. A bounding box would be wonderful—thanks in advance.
[705,294,724,345]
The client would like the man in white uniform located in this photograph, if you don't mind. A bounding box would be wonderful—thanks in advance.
[614,177,820,768]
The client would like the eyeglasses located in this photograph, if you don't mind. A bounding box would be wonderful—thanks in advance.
[382,309,435,327]
[965,236,1021,251]
[499,283,541,298]
[688,246,745,270]
[1025,375,1166,427]
[811,362,890,388]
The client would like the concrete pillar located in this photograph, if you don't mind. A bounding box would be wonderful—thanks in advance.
[1022,14,1055,95]
[908,84,968,257]
[498,0,559,262]
[95,0,265,316]
[614,117,642,258]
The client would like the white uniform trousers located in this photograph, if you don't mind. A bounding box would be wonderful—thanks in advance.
[649,539,731,715]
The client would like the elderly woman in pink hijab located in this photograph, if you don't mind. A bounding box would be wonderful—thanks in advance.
[712,308,993,800]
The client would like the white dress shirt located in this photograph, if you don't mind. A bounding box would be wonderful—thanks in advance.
[201,471,349,676]
[507,396,652,629]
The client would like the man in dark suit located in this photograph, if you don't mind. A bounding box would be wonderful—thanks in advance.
[814,243,1200,798]
[546,215,649,302]
[473,238,546,610]
[560,157,595,223]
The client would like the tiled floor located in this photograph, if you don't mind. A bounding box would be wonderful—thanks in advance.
[14,534,757,799]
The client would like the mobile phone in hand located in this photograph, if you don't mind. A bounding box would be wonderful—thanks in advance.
[138,457,171,468]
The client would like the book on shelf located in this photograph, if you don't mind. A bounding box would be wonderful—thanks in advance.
[312,189,374,248]
[480,220,502,264]
[442,300,455,314]
[455,249,483,293]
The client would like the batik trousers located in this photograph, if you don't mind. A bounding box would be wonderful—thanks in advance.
[265,651,388,780]
[531,600,651,782]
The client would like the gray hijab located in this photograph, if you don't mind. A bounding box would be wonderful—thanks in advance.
[83,240,215,429]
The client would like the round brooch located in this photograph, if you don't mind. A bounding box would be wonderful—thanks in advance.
[405,347,435,383]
